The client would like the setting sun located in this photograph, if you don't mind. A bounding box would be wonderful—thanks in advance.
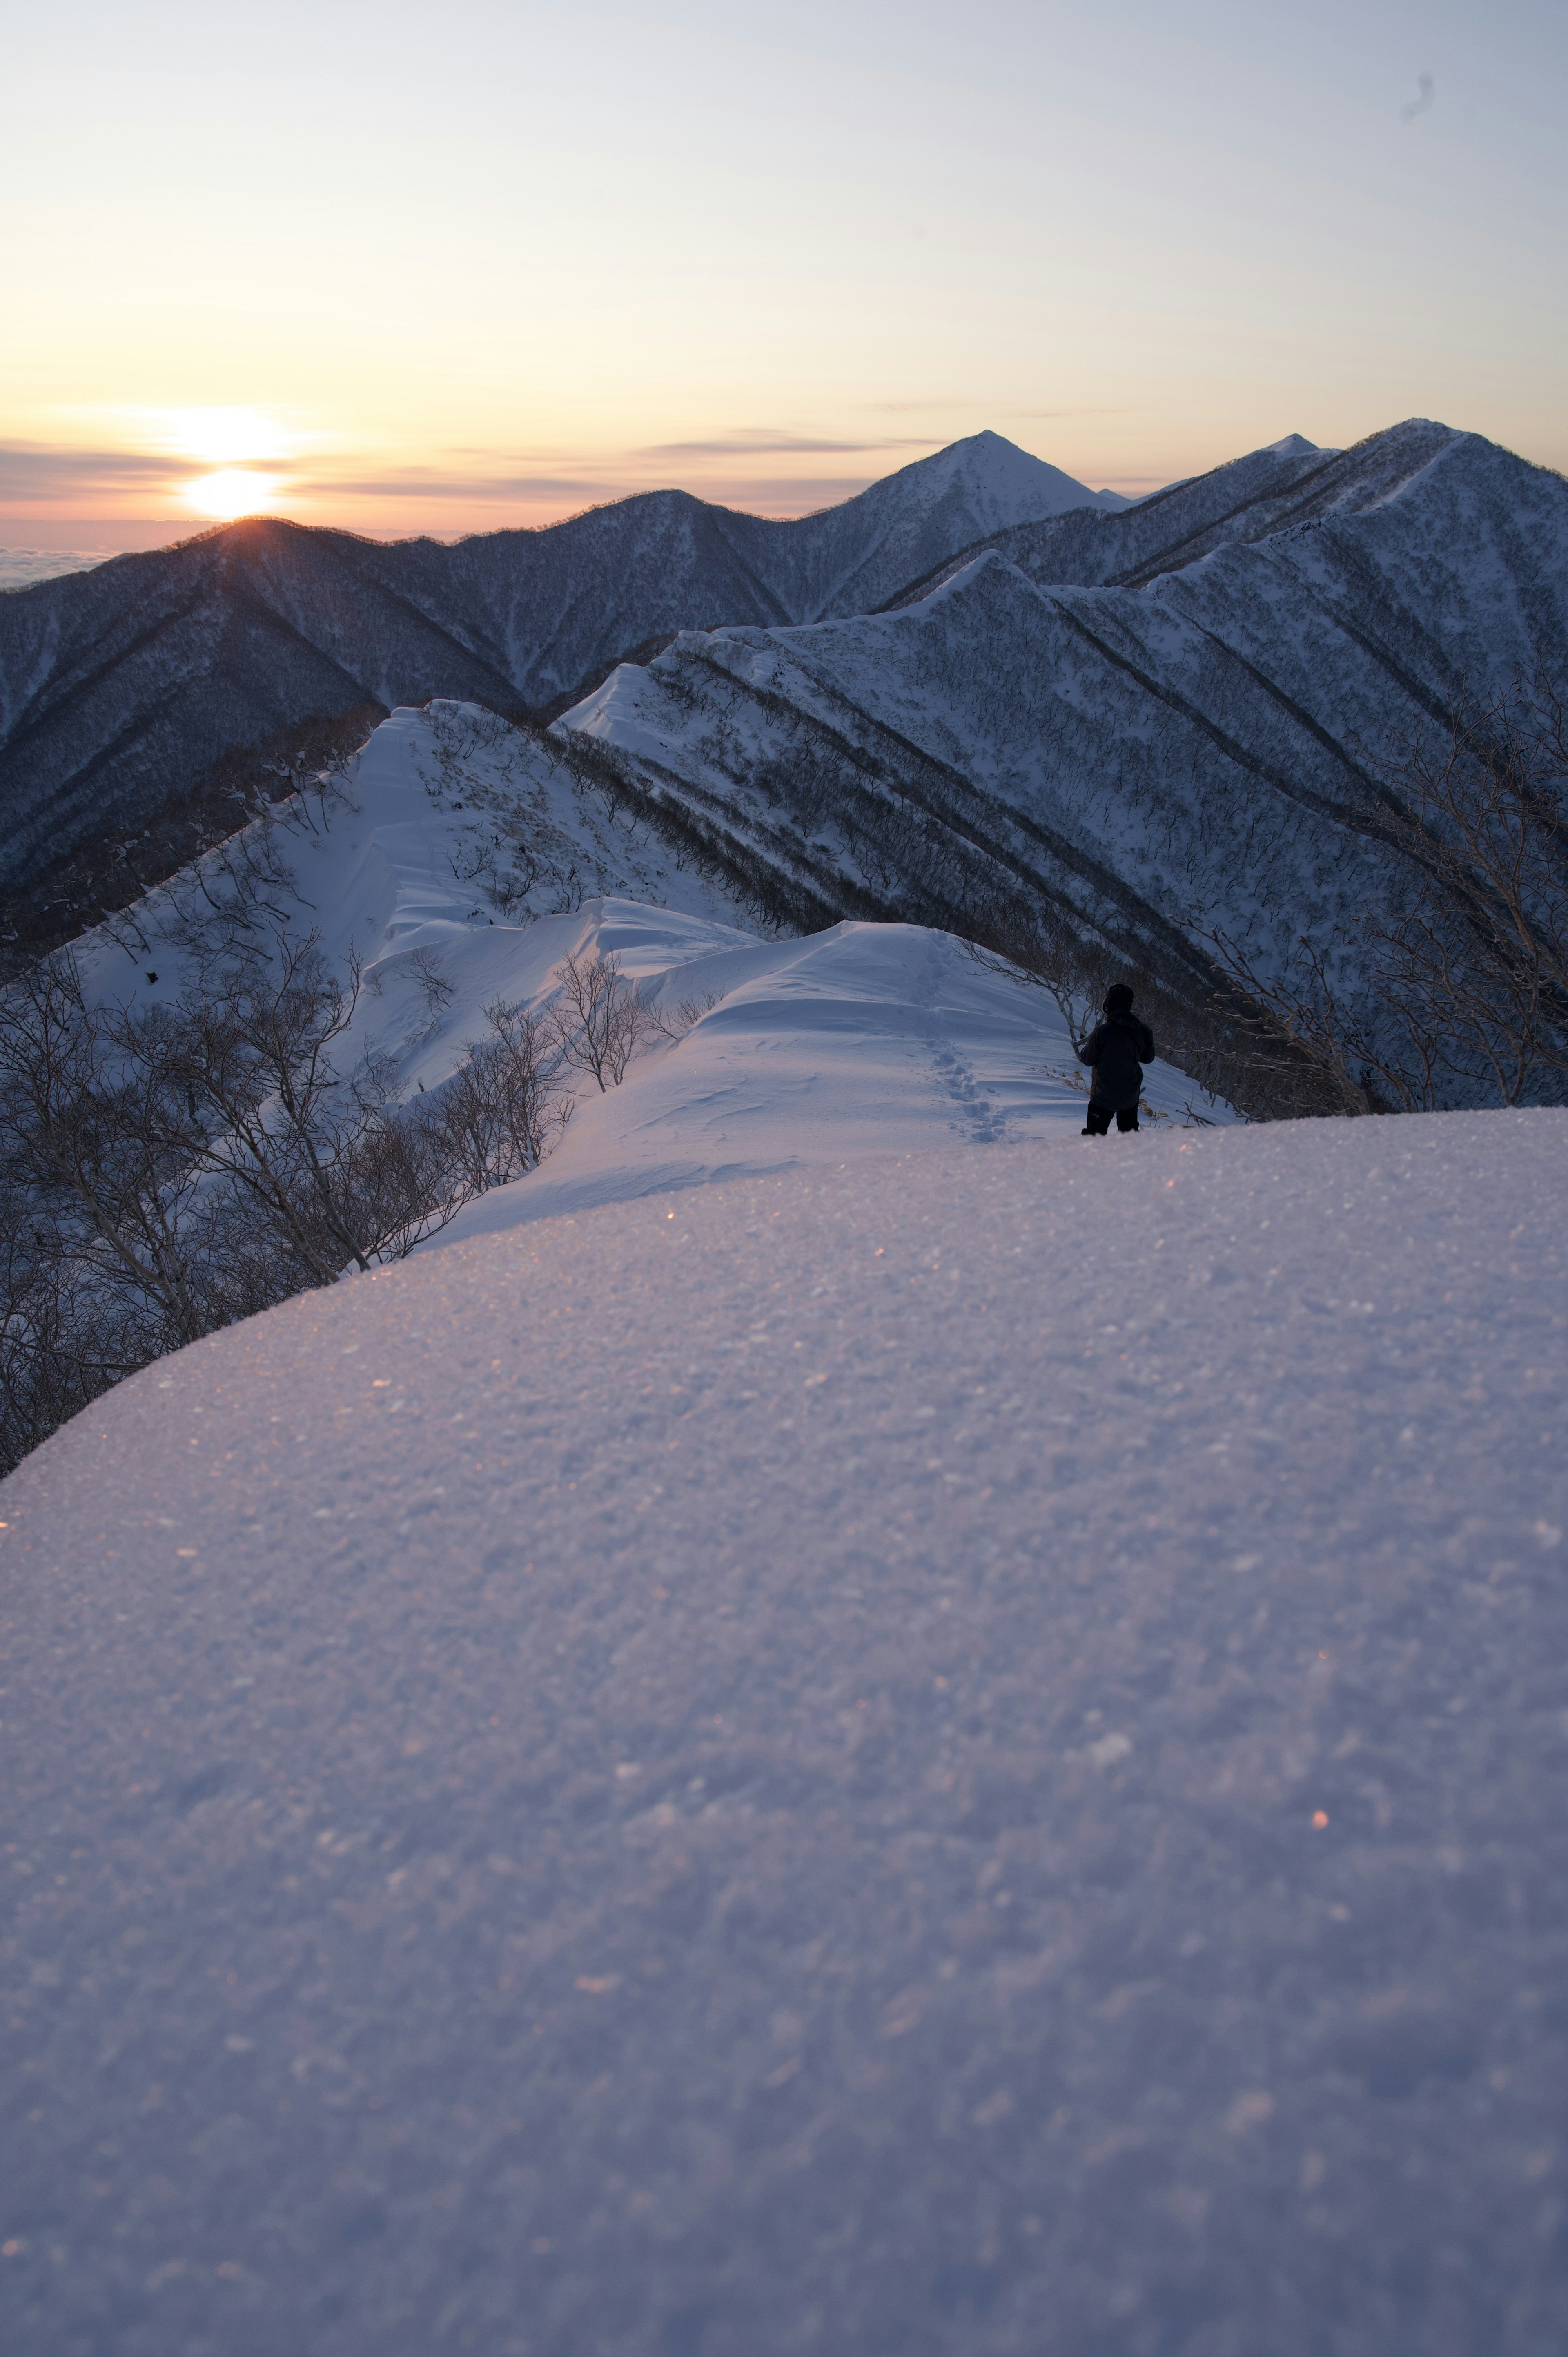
[184,469,283,520]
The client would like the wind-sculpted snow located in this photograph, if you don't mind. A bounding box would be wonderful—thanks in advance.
[562,424,1568,1035]
[434,909,1225,1241]
[0,434,1114,887]
[70,702,748,1032]
[3,1112,1566,2355]
[71,703,1211,1180]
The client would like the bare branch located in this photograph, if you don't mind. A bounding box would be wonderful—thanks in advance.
[544,950,653,1092]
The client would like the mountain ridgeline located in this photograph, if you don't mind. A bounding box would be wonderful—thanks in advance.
[559,419,1568,1098]
[0,433,1120,908]
[4,417,1566,1110]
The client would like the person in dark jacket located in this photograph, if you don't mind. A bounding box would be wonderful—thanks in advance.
[1078,983,1154,1134]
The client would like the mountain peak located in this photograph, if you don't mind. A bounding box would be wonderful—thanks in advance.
[895,430,1121,525]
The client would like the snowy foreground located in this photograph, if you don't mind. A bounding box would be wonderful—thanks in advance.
[4,1111,1567,2356]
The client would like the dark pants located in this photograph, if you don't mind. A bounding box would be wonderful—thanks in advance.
[1085,1102,1139,1135]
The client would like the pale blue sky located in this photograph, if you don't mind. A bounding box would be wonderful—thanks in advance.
[2,0,1563,533]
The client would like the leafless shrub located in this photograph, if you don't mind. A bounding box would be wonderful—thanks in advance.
[0,930,570,1472]
[1203,675,1568,1114]
[0,957,222,1351]
[0,1224,120,1467]
[1196,930,1378,1115]
[405,946,456,1015]
[1361,675,1568,1103]
[0,956,274,1469]
[431,1001,573,1194]
[649,989,722,1041]
[157,934,461,1280]
[544,950,653,1091]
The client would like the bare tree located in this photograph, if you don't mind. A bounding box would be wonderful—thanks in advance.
[1360,675,1568,1104]
[0,957,218,1349]
[159,932,461,1279]
[544,950,652,1091]
[648,988,722,1041]
[0,1204,132,1467]
[1198,929,1380,1115]
[431,1000,573,1195]
[1203,674,1568,1114]
[0,925,596,1470]
[406,946,456,1016]
[0,955,281,1469]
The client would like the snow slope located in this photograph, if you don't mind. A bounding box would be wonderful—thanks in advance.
[71,699,745,1039]
[3,1110,1566,2355]
[437,908,1221,1241]
[68,700,1215,1226]
[882,430,1348,608]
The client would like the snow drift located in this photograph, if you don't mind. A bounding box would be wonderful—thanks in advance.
[3,1109,1565,2355]
[433,903,1224,1241]
[72,701,1219,1235]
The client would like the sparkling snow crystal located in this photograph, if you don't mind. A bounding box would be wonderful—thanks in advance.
[2,1112,1566,2354]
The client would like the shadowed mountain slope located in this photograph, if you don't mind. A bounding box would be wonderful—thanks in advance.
[0,435,1116,892]
[559,421,1568,1066]
[875,428,1503,608]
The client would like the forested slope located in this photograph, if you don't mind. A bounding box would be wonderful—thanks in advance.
[560,421,1568,1078]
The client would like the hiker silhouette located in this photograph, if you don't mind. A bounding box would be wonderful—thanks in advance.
[1078,985,1154,1135]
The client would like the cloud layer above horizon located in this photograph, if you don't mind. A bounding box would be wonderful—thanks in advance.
[2,0,1564,536]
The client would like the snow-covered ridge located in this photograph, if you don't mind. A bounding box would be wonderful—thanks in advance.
[71,701,1221,1240]
[434,906,1226,1242]
[4,1107,1564,2350]
[558,421,1568,1066]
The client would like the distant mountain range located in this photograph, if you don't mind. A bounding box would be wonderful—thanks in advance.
[0,433,1123,904]
[7,415,1565,1102]
[561,419,1568,1024]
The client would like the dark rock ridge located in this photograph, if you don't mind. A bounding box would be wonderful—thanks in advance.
[0,434,1115,892]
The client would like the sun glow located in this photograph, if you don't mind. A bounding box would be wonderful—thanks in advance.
[185,469,284,520]
[162,407,294,466]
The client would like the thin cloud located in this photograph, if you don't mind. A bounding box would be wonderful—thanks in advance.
[0,442,198,501]
[673,475,889,513]
[637,433,939,459]
[309,473,620,502]
[866,402,1127,424]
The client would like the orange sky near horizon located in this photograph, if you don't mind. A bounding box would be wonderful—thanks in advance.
[3,0,1564,548]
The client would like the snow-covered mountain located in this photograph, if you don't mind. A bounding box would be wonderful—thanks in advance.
[883,429,1351,604]
[71,700,1217,1189]
[0,433,1116,901]
[7,474,1568,2354]
[559,420,1568,1051]
[4,1104,1565,2353]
